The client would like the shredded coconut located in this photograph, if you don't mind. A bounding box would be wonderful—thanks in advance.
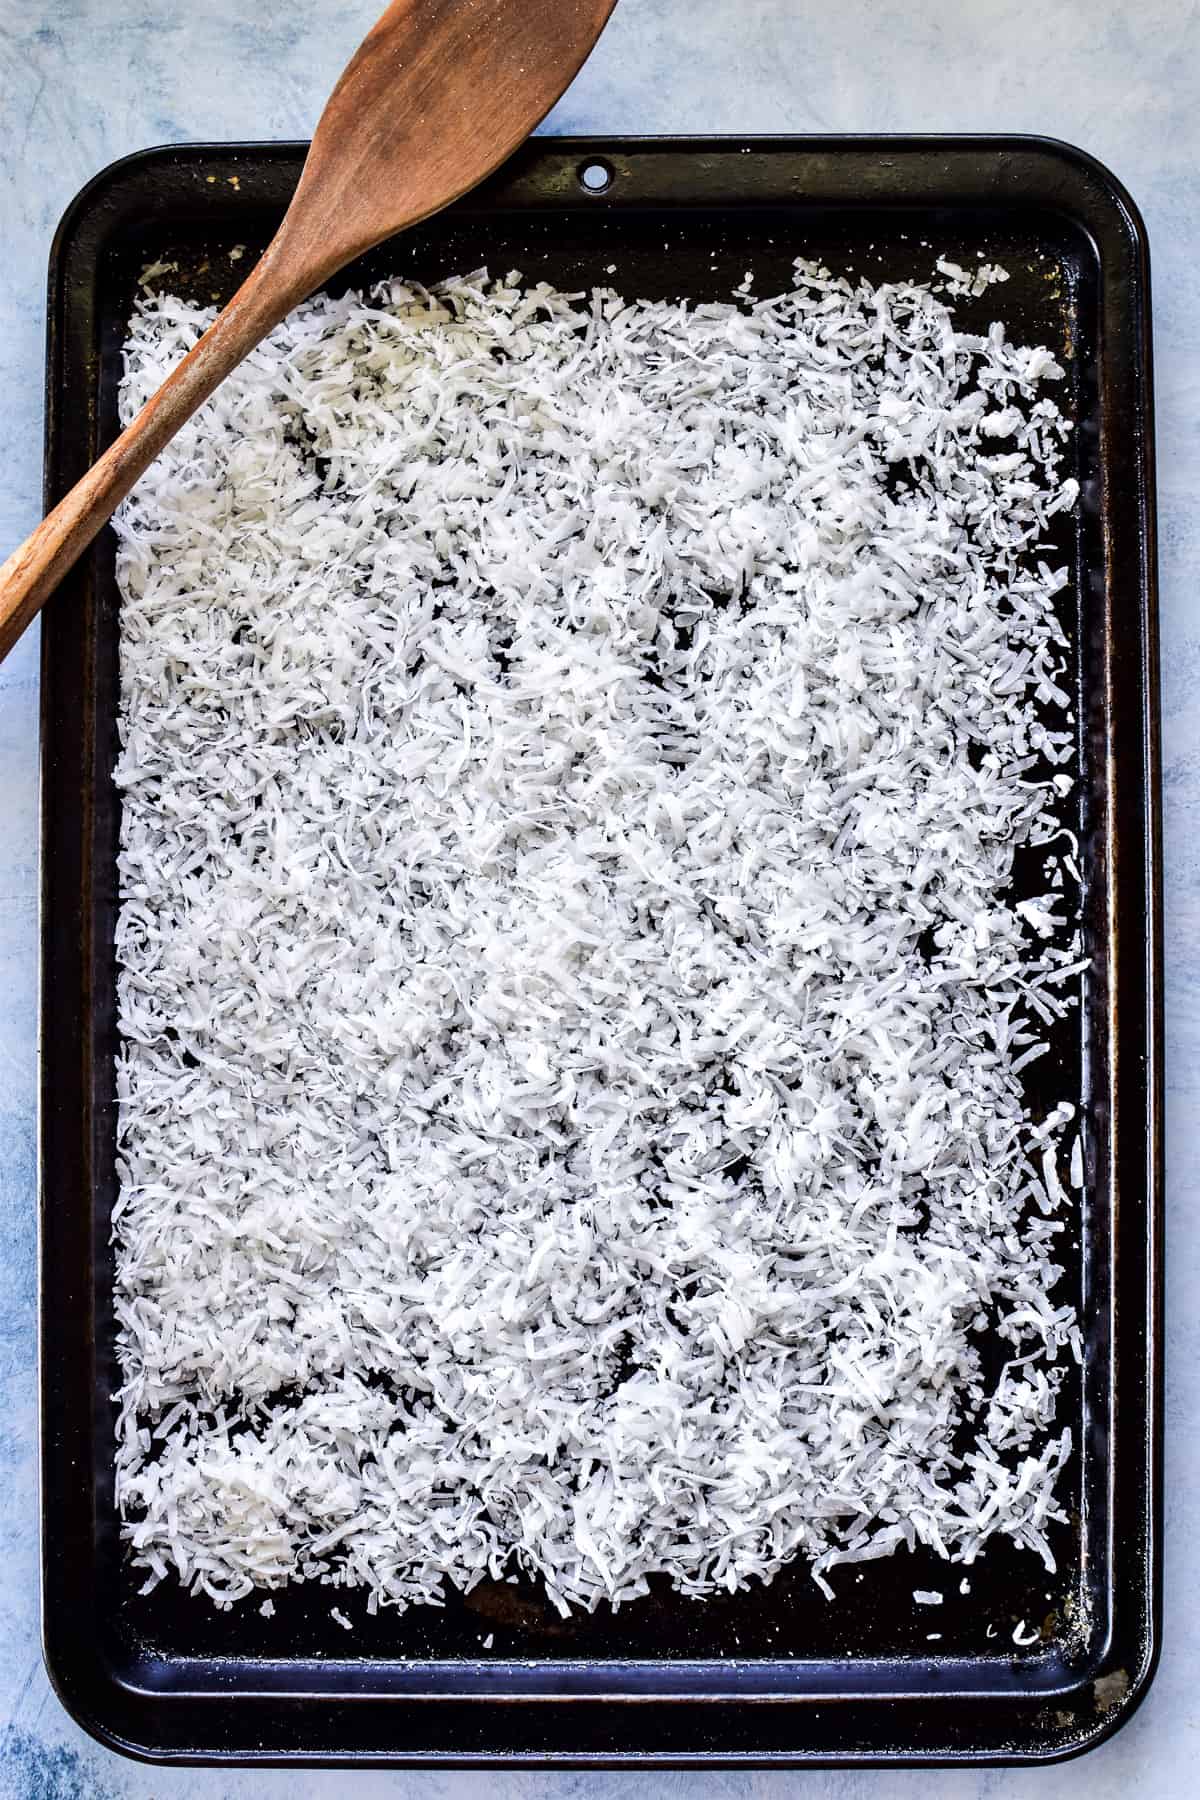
[137,257,178,290]
[936,257,1011,299]
[111,260,1082,1617]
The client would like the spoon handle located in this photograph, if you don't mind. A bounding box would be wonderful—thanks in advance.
[0,249,301,663]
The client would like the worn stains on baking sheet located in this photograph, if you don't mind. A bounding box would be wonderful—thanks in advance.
[1040,258,1076,362]
[464,1577,569,1635]
[1044,1666,1133,1741]
[1093,1667,1131,1712]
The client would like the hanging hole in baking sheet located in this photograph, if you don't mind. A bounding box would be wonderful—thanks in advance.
[579,159,614,194]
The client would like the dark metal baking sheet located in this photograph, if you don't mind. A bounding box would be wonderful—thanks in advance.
[37,135,1161,1767]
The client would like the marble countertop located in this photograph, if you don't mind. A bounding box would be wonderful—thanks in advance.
[0,1,1194,1794]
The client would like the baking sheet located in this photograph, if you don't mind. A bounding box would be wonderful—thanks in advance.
[37,135,1160,1766]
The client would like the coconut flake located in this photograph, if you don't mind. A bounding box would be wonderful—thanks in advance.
[110,259,1083,1618]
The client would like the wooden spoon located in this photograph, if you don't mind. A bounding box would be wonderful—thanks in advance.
[0,0,617,662]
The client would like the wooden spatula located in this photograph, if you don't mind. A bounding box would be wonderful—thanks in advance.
[0,0,617,663]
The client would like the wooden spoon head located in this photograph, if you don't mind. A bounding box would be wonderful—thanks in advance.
[276,0,618,290]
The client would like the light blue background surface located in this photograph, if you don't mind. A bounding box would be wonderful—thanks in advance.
[0,1,1193,1793]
